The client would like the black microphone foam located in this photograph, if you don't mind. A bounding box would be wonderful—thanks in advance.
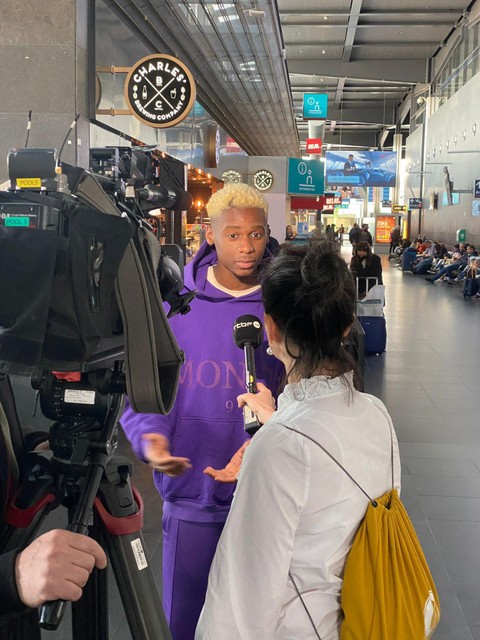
[233,315,263,349]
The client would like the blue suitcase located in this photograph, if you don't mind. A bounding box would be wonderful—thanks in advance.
[402,249,417,272]
[358,316,387,355]
[356,277,387,355]
[463,277,479,298]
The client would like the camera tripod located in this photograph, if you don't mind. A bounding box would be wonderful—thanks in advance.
[0,372,172,640]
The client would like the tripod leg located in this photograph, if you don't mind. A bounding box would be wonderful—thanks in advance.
[95,456,172,640]
[70,515,108,640]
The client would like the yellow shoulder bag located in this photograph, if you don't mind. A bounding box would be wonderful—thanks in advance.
[283,424,440,640]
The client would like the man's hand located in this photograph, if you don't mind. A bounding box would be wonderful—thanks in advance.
[237,382,276,426]
[142,433,192,477]
[204,440,251,483]
[15,529,107,608]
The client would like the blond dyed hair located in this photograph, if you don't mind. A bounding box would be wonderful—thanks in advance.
[206,183,268,223]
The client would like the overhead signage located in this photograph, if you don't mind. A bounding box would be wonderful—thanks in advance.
[325,150,397,187]
[302,94,328,120]
[253,169,274,191]
[306,138,323,154]
[408,197,423,210]
[442,191,460,206]
[324,193,342,208]
[287,158,325,196]
[382,200,392,207]
[392,204,407,213]
[124,54,196,128]
[474,179,480,198]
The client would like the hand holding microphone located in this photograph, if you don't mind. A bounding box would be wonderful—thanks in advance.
[237,382,276,425]
[232,314,267,435]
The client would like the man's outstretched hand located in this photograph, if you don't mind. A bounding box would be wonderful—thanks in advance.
[203,440,251,483]
[142,433,192,477]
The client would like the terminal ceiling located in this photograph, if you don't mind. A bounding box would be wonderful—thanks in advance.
[102,0,474,156]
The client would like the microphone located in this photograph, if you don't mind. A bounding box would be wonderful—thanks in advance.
[233,314,264,435]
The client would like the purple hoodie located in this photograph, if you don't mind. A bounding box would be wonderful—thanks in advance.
[121,241,284,523]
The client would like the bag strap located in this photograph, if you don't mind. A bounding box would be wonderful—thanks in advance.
[278,422,395,507]
[280,418,395,638]
[287,570,322,640]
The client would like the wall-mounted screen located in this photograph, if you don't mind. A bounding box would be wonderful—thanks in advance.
[325,151,397,187]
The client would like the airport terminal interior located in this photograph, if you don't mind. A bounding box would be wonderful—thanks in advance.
[3,0,480,639]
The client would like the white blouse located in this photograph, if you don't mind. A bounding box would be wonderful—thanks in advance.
[196,374,401,640]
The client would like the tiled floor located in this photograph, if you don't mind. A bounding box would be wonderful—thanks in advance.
[39,251,480,639]
[364,256,480,640]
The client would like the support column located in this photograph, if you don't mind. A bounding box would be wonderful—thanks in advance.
[392,131,403,206]
[308,120,325,232]
[0,0,94,183]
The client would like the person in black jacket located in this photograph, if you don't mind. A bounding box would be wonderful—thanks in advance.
[350,241,383,297]
[0,396,107,636]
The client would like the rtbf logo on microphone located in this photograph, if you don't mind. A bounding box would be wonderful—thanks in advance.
[233,320,261,330]
[233,315,263,349]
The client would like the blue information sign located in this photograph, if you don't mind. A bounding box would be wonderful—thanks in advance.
[287,158,325,196]
[302,93,328,120]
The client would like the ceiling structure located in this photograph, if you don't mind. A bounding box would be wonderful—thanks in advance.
[102,0,475,155]
[281,0,473,151]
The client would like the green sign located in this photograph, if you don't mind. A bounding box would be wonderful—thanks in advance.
[4,216,30,227]
[302,93,328,119]
[287,158,325,196]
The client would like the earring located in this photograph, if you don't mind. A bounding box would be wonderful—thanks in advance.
[266,344,274,356]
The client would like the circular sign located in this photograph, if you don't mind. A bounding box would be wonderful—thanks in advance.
[253,169,274,191]
[124,54,196,128]
[222,170,242,184]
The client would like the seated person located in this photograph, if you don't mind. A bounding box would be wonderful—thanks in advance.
[426,244,476,283]
[350,241,383,297]
[429,242,449,271]
[453,248,479,282]
[412,240,435,274]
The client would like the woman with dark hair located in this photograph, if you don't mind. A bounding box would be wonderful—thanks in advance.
[349,240,383,297]
[196,241,400,640]
[285,224,296,241]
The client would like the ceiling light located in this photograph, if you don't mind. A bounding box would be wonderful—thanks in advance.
[324,16,328,20]
[244,9,265,17]
[296,31,302,35]
[322,50,326,54]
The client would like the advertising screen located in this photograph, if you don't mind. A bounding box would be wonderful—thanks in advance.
[325,151,397,187]
[375,216,397,244]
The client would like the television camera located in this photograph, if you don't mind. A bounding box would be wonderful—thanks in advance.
[0,143,196,639]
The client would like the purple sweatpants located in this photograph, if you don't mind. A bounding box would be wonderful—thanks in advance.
[162,512,225,640]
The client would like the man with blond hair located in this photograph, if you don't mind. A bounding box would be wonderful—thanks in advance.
[121,183,283,640]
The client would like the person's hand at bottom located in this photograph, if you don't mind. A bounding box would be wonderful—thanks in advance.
[15,529,107,608]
